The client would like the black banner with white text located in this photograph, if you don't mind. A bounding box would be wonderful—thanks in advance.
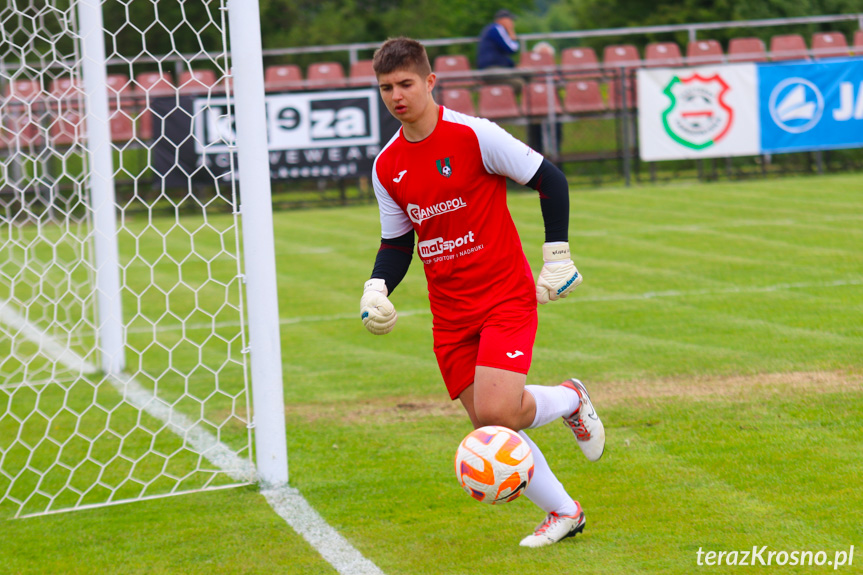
[151,88,400,186]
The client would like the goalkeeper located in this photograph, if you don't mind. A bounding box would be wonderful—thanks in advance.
[361,37,605,548]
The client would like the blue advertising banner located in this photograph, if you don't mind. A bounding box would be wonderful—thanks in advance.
[759,58,863,153]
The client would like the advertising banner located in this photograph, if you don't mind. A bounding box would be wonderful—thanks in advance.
[637,64,760,161]
[639,58,863,161]
[759,58,863,153]
[152,88,400,186]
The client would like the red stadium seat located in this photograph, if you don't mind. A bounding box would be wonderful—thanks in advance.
[440,88,476,116]
[770,34,809,61]
[178,69,219,94]
[563,80,605,114]
[2,78,44,147]
[686,39,724,66]
[855,30,863,55]
[645,42,683,68]
[4,77,42,101]
[105,74,136,142]
[105,74,133,103]
[135,71,176,97]
[264,64,304,92]
[521,81,562,117]
[434,54,471,74]
[603,44,641,70]
[811,32,850,59]
[560,46,600,78]
[433,54,474,88]
[49,76,78,100]
[348,59,376,87]
[48,77,82,146]
[603,44,639,109]
[478,84,520,119]
[560,47,602,80]
[727,37,768,63]
[519,49,556,77]
[306,62,346,90]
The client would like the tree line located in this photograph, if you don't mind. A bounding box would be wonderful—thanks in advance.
[12,0,857,68]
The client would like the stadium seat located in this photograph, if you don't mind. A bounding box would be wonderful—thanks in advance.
[306,62,346,90]
[563,80,605,114]
[855,30,863,55]
[727,37,768,63]
[49,76,78,100]
[433,54,474,88]
[105,74,136,142]
[519,49,557,78]
[135,71,176,96]
[645,42,683,68]
[603,45,639,110]
[2,78,44,147]
[521,81,562,117]
[602,44,641,69]
[478,84,520,119]
[348,59,376,87]
[439,88,476,116]
[5,77,42,101]
[264,64,304,92]
[560,46,600,78]
[686,39,724,65]
[48,77,82,146]
[770,34,810,61]
[178,69,219,93]
[811,32,850,59]
[106,74,134,102]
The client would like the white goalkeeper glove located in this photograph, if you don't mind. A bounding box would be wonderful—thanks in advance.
[360,278,397,335]
[536,242,583,304]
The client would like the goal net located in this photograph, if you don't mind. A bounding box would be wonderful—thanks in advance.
[0,0,257,518]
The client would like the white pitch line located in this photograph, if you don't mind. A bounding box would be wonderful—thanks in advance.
[0,299,95,376]
[0,297,385,575]
[262,486,385,575]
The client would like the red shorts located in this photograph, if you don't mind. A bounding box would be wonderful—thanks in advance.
[433,302,538,400]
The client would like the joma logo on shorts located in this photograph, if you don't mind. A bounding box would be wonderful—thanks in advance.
[407,197,467,225]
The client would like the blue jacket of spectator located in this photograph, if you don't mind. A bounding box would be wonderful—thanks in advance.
[477,23,519,69]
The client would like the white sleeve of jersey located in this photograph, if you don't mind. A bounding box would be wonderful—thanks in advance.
[371,157,413,239]
[442,108,544,185]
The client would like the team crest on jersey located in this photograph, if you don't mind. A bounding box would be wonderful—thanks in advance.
[436,157,452,178]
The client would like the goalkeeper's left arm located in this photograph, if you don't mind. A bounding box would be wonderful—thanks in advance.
[526,159,583,304]
[360,230,414,335]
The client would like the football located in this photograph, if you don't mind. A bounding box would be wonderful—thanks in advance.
[454,425,534,504]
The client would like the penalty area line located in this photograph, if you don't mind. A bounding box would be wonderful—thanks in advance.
[0,297,385,575]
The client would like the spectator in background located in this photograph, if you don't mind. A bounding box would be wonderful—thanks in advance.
[477,9,520,70]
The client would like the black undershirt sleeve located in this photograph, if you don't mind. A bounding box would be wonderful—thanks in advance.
[370,230,414,294]
[526,158,569,243]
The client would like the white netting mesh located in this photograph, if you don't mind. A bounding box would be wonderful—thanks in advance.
[0,0,254,518]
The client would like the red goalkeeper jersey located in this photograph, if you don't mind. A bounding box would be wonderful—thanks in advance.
[371,106,543,326]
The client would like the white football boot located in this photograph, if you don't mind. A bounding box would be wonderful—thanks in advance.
[519,501,586,548]
[561,379,605,462]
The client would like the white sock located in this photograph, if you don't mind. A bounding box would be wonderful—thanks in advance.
[525,384,580,429]
[518,431,578,516]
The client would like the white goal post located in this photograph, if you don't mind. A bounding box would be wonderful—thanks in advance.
[0,0,287,518]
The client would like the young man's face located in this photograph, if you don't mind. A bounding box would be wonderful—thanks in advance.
[377,67,435,125]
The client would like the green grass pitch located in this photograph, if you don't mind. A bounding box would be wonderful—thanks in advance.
[1,173,862,574]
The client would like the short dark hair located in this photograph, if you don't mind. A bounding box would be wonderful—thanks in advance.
[372,37,432,78]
